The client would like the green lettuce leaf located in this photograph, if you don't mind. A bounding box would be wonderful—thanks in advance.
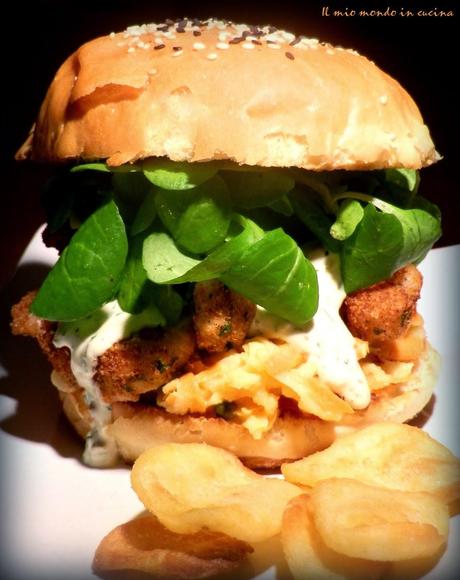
[143,159,218,190]
[221,170,295,208]
[291,189,340,253]
[330,199,364,241]
[155,176,231,253]
[221,229,318,324]
[31,200,128,321]
[341,201,441,293]
[143,216,264,284]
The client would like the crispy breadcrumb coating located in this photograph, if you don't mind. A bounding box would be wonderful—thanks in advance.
[193,280,256,352]
[342,265,422,345]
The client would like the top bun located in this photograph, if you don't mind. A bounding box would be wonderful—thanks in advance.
[17,18,439,170]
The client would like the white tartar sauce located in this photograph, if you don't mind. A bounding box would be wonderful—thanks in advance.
[250,250,370,409]
[53,301,164,467]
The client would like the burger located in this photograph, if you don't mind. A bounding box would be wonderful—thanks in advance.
[11,18,442,469]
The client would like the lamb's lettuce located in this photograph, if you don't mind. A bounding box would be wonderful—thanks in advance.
[130,190,157,236]
[336,193,441,292]
[291,190,340,253]
[221,229,318,324]
[117,233,149,313]
[143,223,317,324]
[330,200,364,241]
[31,200,128,320]
[221,170,295,208]
[143,216,264,284]
[155,176,231,253]
[143,159,218,190]
[32,160,441,325]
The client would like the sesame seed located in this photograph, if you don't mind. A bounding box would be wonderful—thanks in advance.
[207,52,218,60]
[242,42,255,49]
[128,46,135,53]
[300,38,319,48]
[193,30,201,36]
[157,25,168,32]
[250,26,263,37]
[216,42,229,50]
[173,46,182,51]
[154,43,165,50]
[173,50,183,57]
[285,51,295,60]
[193,42,206,50]
[109,32,116,39]
[289,36,301,46]
[379,95,388,105]
[154,37,164,45]
[229,36,244,44]
[282,32,296,43]
[267,42,281,49]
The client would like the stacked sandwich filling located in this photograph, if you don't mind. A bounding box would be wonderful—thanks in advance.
[11,160,439,466]
[11,20,442,467]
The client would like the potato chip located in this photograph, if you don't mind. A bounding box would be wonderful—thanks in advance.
[282,422,460,511]
[385,545,447,580]
[281,494,389,579]
[93,513,253,578]
[131,443,302,543]
[311,479,449,561]
[277,362,354,421]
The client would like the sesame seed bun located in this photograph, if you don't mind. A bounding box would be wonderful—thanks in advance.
[17,19,438,170]
[52,344,438,468]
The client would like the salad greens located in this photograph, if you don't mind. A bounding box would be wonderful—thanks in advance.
[330,199,364,241]
[32,159,441,327]
[143,159,218,190]
[31,200,128,321]
[220,229,318,324]
[155,176,231,253]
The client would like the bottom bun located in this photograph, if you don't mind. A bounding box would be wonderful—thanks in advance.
[109,406,335,469]
[54,343,438,469]
[336,343,440,430]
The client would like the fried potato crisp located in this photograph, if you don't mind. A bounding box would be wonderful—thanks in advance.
[281,494,389,579]
[131,443,302,543]
[311,479,449,562]
[93,513,253,578]
[282,422,460,512]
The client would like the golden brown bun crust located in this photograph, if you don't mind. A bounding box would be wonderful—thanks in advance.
[54,343,438,468]
[17,19,438,170]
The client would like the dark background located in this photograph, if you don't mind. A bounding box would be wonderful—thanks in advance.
[1,0,458,285]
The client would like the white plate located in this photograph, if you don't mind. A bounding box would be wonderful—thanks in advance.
[1,229,459,579]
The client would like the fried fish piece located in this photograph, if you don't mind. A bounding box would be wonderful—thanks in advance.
[11,291,195,404]
[343,265,422,345]
[193,281,256,353]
